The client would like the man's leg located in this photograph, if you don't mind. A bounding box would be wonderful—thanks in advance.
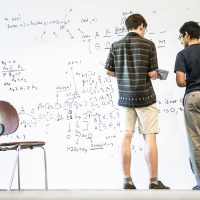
[136,103,169,189]
[122,130,134,178]
[121,130,136,189]
[136,104,158,179]
[120,107,137,189]
[143,133,158,179]
[184,92,200,188]
[143,133,169,189]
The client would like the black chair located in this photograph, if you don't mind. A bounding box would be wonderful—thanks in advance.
[0,101,48,190]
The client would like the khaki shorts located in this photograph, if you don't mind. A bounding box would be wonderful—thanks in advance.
[120,103,158,134]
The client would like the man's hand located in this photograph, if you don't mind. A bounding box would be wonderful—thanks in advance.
[148,70,158,79]
[106,70,116,77]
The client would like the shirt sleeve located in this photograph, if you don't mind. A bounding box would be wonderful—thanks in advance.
[105,44,115,72]
[174,51,186,73]
[148,43,158,72]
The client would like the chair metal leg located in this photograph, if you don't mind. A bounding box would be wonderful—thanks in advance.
[40,146,48,190]
[7,145,47,190]
[17,148,21,190]
[8,145,21,191]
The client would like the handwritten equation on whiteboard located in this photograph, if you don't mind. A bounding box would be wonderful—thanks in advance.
[0,58,184,154]
[3,9,167,55]
[1,60,38,92]
[0,59,121,153]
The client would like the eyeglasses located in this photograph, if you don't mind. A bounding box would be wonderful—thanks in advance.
[178,34,183,40]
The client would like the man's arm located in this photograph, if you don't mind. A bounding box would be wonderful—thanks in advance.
[106,70,116,77]
[176,71,186,87]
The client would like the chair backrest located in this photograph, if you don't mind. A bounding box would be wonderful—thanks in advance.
[0,101,19,136]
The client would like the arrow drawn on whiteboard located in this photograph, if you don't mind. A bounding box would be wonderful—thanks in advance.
[88,39,91,55]
[83,121,89,131]
[64,8,72,18]
[56,93,59,103]
[76,138,79,145]
[40,31,46,38]
[66,29,74,39]
[53,32,58,37]
[45,124,49,134]
[78,28,84,34]
[75,120,79,128]
[70,66,78,103]
[68,123,71,132]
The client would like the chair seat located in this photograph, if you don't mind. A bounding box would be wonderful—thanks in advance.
[0,141,45,151]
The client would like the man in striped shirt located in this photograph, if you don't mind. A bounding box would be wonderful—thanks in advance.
[105,14,169,189]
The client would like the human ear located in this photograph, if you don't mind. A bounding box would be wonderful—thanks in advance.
[184,32,190,39]
[139,23,144,31]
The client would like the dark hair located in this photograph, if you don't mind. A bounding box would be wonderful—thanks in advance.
[179,21,200,39]
[125,14,147,31]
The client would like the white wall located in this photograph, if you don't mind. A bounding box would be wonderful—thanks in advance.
[0,0,199,189]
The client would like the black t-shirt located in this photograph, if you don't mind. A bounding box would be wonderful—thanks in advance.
[174,43,200,96]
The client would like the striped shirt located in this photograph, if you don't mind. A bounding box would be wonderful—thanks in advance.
[105,32,158,107]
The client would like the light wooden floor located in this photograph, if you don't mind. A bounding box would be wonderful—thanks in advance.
[0,190,199,200]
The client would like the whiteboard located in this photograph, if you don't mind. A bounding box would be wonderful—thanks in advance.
[0,0,199,189]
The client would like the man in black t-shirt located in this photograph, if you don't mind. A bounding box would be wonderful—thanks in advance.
[174,21,200,190]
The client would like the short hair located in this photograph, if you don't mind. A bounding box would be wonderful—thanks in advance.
[125,14,147,31]
[179,21,200,39]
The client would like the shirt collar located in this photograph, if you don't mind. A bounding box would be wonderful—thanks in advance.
[127,32,140,37]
